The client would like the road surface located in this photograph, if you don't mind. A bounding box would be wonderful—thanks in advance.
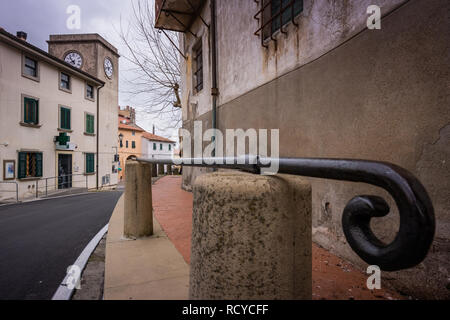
[0,191,122,300]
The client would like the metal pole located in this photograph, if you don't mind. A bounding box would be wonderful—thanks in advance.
[135,155,435,271]
[36,180,38,198]
[16,182,18,202]
[45,178,48,197]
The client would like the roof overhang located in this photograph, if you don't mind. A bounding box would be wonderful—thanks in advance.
[155,0,206,33]
[0,30,104,86]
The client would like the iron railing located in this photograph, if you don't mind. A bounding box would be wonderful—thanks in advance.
[135,155,435,271]
[37,173,91,198]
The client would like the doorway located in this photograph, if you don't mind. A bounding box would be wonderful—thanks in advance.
[58,154,72,189]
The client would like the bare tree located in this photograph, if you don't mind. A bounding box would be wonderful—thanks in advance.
[118,0,182,131]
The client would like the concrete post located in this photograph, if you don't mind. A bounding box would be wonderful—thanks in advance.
[189,171,312,300]
[167,165,172,175]
[158,164,165,176]
[123,160,153,238]
[152,164,157,177]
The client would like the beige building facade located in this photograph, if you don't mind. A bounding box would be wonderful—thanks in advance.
[0,30,119,200]
[156,0,450,298]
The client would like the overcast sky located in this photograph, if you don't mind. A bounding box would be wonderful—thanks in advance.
[0,0,179,141]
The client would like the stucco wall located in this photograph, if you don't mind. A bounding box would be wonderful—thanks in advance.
[181,0,450,298]
[0,42,99,199]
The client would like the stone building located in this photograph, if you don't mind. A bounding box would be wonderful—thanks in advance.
[0,29,119,200]
[155,0,450,298]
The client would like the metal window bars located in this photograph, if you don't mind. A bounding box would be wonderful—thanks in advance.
[134,155,435,271]
[254,0,301,48]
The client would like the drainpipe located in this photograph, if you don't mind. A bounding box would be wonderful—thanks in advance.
[210,0,218,157]
[96,84,105,190]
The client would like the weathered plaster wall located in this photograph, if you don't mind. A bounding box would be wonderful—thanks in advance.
[182,0,450,298]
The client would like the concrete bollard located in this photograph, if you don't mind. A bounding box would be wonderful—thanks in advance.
[158,164,165,176]
[189,171,312,300]
[152,164,157,177]
[124,160,153,238]
[167,165,172,175]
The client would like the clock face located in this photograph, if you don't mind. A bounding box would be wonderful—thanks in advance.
[64,52,83,69]
[104,57,114,79]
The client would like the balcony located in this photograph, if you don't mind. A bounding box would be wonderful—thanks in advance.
[155,0,206,33]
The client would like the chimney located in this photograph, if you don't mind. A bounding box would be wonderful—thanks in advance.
[153,125,155,135]
[16,31,27,41]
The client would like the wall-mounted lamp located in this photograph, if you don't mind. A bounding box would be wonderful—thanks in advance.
[118,133,124,143]
[0,142,9,147]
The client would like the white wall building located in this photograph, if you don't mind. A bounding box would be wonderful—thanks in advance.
[142,132,176,173]
[0,29,119,201]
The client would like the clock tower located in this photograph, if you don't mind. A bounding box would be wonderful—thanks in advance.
[47,34,120,187]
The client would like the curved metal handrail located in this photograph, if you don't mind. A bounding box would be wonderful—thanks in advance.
[135,156,435,271]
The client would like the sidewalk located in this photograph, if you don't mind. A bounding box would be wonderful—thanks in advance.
[104,192,189,300]
[106,175,405,300]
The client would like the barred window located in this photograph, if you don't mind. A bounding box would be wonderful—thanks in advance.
[193,42,203,93]
[260,0,303,41]
[18,152,43,178]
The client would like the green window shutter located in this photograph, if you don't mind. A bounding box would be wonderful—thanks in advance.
[18,152,27,179]
[24,98,38,124]
[35,153,43,177]
[86,153,95,173]
[89,115,94,133]
[35,100,39,124]
[153,143,156,150]
[86,114,94,134]
[60,107,70,130]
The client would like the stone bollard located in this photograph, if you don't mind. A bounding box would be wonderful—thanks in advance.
[124,160,153,238]
[152,164,157,177]
[158,164,165,176]
[167,165,172,175]
[189,171,312,300]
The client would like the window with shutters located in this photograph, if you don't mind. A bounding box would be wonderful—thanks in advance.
[132,141,136,149]
[23,96,39,125]
[85,153,95,174]
[126,141,129,148]
[59,106,71,130]
[85,113,95,134]
[153,143,156,150]
[18,152,43,179]
[160,143,163,150]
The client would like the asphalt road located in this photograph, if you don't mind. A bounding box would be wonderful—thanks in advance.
[0,191,122,300]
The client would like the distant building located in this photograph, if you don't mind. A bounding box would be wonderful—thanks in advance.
[142,131,176,164]
[0,29,119,200]
[117,106,175,178]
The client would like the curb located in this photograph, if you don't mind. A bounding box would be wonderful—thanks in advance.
[52,224,109,300]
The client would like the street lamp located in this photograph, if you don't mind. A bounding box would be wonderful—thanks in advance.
[118,133,124,143]
[0,142,8,147]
